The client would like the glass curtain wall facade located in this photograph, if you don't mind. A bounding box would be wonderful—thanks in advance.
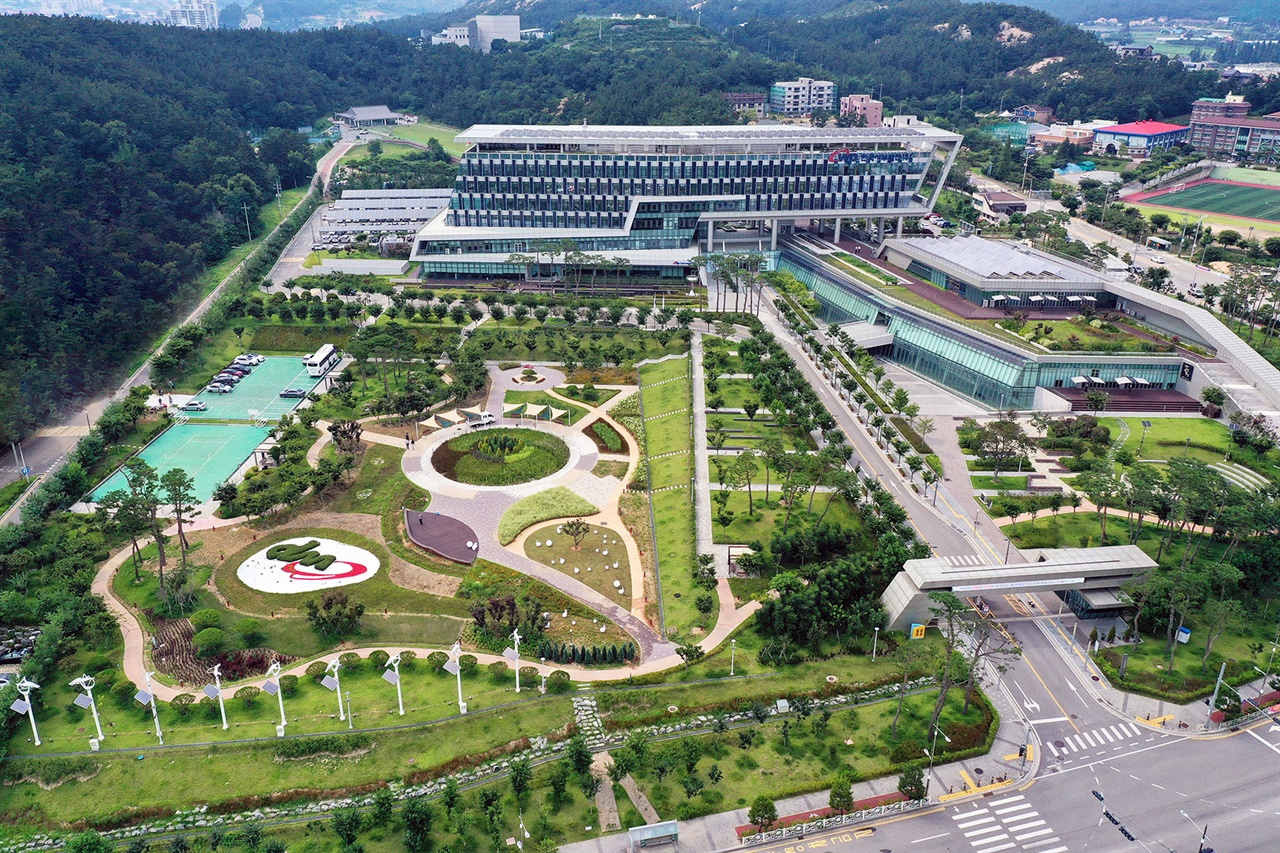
[781,252,1181,408]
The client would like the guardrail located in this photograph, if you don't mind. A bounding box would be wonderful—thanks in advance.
[737,798,931,846]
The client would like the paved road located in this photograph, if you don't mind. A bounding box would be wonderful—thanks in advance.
[0,140,354,511]
[842,722,1280,853]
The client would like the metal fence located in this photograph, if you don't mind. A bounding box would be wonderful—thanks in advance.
[737,798,931,846]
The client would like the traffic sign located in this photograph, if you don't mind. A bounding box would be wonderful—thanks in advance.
[20,468,29,476]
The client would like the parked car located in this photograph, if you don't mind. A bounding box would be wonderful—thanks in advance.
[206,383,233,394]
[180,400,208,412]
[279,389,308,399]
[221,368,247,377]
[214,374,241,385]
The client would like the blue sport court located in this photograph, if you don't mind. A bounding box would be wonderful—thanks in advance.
[184,356,321,421]
[91,423,271,503]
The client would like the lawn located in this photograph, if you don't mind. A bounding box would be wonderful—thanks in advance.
[629,689,991,822]
[708,486,866,548]
[1000,510,1232,565]
[646,414,692,457]
[467,327,689,365]
[556,384,622,406]
[639,359,692,418]
[705,377,757,410]
[970,475,1029,491]
[523,521,632,601]
[1102,416,1279,483]
[0,695,573,824]
[503,389,589,424]
[497,487,599,545]
[382,119,465,157]
[650,487,705,637]
[0,478,30,516]
[706,414,807,451]
[431,428,569,486]
[211,528,464,619]
[1094,617,1272,702]
[982,316,1177,354]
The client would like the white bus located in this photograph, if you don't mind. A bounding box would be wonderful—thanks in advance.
[303,343,340,377]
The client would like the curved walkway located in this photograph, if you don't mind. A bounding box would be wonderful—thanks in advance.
[91,364,767,701]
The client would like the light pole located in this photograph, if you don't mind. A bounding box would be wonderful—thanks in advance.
[323,658,345,721]
[11,678,40,746]
[264,661,287,735]
[70,675,104,744]
[139,670,163,745]
[446,641,467,715]
[385,653,405,716]
[730,639,737,676]
[1179,810,1209,853]
[871,626,880,662]
[505,629,523,693]
[207,664,229,731]
[924,722,953,797]
[345,690,354,730]
[540,658,547,694]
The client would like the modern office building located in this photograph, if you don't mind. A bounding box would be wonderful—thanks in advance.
[1092,120,1189,158]
[770,78,836,116]
[839,94,884,128]
[409,123,962,283]
[319,189,452,242]
[167,0,216,28]
[780,234,1280,414]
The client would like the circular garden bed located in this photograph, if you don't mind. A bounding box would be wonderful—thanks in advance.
[431,427,570,486]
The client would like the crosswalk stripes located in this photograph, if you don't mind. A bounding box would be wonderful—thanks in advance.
[1045,721,1152,757]
[951,794,1066,853]
[943,554,984,566]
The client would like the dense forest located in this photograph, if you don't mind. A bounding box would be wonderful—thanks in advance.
[0,3,1230,443]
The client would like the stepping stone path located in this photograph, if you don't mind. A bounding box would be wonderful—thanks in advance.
[572,694,607,747]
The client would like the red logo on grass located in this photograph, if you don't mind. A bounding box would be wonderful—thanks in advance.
[279,561,369,581]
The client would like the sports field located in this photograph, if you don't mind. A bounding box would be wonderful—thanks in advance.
[91,423,271,503]
[1137,180,1280,223]
[186,356,320,421]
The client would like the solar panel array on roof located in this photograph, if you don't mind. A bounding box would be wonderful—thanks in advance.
[895,236,1106,282]
[483,125,923,141]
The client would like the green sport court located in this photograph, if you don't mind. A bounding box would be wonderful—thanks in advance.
[185,356,321,421]
[1139,180,1280,223]
[91,423,271,503]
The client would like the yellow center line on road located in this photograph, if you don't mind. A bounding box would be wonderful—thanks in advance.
[1022,650,1081,733]
[934,484,1004,564]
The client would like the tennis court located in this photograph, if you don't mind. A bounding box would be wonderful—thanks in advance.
[185,356,320,422]
[1138,180,1280,223]
[91,423,271,503]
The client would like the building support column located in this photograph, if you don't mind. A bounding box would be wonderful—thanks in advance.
[834,218,842,245]
[896,217,904,238]
[770,222,779,251]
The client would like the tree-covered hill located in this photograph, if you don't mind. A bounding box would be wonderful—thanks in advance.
[0,17,419,443]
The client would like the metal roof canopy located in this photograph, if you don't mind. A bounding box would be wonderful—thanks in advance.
[905,546,1156,592]
[628,820,679,851]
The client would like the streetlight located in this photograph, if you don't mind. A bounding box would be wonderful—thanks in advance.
[923,722,953,797]
[730,639,737,676]
[504,628,523,693]
[70,675,104,745]
[385,653,405,716]
[445,641,467,715]
[136,670,163,745]
[345,690,354,730]
[516,812,531,851]
[871,627,880,662]
[1179,810,1210,853]
[205,664,229,731]
[10,678,40,746]
[540,657,547,694]
[263,661,287,736]
[323,657,345,722]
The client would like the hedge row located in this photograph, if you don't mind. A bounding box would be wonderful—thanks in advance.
[274,733,372,760]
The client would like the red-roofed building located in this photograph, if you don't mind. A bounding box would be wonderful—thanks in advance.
[1092,120,1189,158]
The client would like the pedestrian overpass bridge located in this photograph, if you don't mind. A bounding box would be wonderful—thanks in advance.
[882,546,1157,631]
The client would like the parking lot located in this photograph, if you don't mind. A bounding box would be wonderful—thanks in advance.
[184,357,319,421]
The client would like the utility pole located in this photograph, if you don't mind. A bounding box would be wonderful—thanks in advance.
[242,201,253,242]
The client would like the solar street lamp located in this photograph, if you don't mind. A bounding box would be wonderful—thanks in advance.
[323,658,345,722]
[385,653,405,716]
[135,670,163,745]
[10,678,40,746]
[263,661,286,735]
[504,629,523,693]
[446,641,467,715]
[205,664,229,730]
[69,675,104,744]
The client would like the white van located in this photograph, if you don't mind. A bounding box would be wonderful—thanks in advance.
[471,413,496,428]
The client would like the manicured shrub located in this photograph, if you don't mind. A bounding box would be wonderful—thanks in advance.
[235,686,261,708]
[193,628,225,657]
[488,661,509,681]
[279,675,299,698]
[236,618,262,646]
[305,660,328,682]
[368,650,391,669]
[547,670,572,693]
[338,652,362,670]
[170,693,195,716]
[427,651,448,672]
[190,609,221,632]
